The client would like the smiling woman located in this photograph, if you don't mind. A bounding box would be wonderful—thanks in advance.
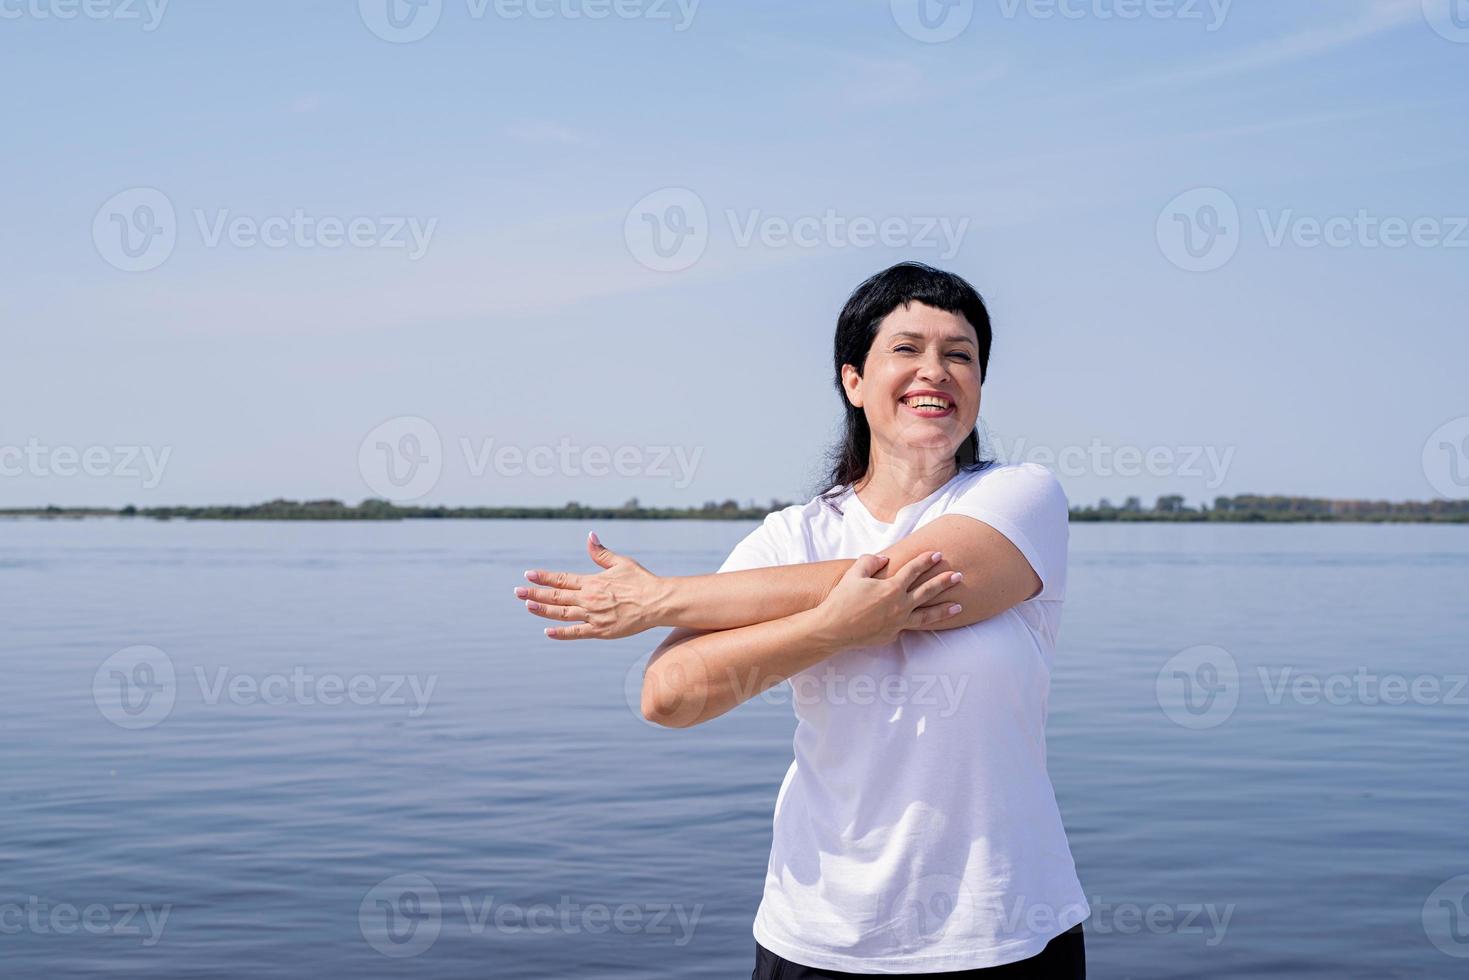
[514,263,1087,978]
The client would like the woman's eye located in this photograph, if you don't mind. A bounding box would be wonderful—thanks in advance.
[893,345,917,353]
[949,352,972,361]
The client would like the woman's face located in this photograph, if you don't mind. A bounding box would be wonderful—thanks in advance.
[841,302,982,468]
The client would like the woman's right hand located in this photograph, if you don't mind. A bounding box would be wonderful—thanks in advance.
[813,551,964,649]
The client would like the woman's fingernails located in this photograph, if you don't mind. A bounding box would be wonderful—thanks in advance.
[525,600,541,611]
[948,603,963,615]
[589,531,601,546]
[931,552,943,563]
[950,572,963,584]
[523,570,537,582]
[514,587,529,599]
[544,627,556,637]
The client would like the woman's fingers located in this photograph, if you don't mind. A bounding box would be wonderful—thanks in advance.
[910,569,963,607]
[513,585,579,606]
[894,550,943,588]
[847,553,890,579]
[908,602,963,630]
[544,623,593,640]
[523,600,589,623]
[585,530,623,570]
[524,569,584,589]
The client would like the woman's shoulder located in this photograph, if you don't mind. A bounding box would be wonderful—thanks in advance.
[954,460,1068,504]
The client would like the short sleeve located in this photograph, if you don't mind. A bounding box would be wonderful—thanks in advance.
[945,462,1069,601]
[716,511,791,573]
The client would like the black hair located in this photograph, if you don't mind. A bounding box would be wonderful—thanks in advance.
[816,261,995,506]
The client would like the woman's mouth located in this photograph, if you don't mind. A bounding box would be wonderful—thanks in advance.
[899,393,955,418]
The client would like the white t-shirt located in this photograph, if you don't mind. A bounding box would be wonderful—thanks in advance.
[717,461,1088,973]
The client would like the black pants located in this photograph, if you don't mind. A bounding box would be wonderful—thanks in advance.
[751,923,1084,979]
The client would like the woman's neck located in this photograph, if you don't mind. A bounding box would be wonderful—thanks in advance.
[852,455,958,524]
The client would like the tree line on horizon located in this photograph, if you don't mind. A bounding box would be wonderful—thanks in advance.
[4,493,1467,523]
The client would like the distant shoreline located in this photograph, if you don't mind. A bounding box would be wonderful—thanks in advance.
[2,495,1466,524]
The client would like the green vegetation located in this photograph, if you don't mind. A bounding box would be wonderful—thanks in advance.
[3,493,1467,523]
[1070,494,1469,523]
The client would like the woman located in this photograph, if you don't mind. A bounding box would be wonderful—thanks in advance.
[514,262,1089,977]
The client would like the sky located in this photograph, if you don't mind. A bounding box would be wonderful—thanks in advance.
[2,0,1466,510]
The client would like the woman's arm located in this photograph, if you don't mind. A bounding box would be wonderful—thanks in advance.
[521,517,1038,638]
[641,552,963,728]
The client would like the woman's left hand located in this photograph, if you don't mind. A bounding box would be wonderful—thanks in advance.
[516,532,666,640]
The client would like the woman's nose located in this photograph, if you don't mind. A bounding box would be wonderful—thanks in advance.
[917,356,949,382]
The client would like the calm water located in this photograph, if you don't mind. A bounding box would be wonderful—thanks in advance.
[2,518,1466,978]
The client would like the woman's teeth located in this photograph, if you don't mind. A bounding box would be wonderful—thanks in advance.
[902,397,952,411]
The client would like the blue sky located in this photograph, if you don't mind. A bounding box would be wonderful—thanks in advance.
[2,0,1466,509]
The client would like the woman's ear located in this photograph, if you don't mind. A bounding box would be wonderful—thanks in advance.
[840,364,864,408]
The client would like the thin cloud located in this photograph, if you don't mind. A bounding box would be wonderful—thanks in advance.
[1038,0,1423,106]
[506,122,586,146]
